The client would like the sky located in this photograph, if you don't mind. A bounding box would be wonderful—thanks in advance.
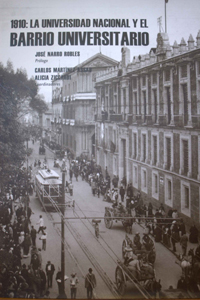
[0,0,200,102]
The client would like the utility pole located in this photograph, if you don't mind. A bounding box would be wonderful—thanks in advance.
[58,170,67,298]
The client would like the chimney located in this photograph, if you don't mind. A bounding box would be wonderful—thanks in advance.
[172,40,179,55]
[188,34,195,50]
[196,30,200,48]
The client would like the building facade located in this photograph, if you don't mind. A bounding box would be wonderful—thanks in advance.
[51,53,118,158]
[95,31,200,226]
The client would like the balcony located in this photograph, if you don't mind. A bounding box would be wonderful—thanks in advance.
[174,115,183,127]
[191,115,200,128]
[135,115,143,125]
[145,115,153,125]
[110,114,123,122]
[158,115,167,126]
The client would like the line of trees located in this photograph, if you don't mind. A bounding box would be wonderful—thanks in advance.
[0,60,48,190]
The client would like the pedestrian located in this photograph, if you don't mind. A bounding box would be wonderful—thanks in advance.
[38,248,42,267]
[31,225,37,246]
[85,268,96,299]
[172,209,178,220]
[40,230,47,251]
[91,180,96,196]
[179,219,186,236]
[68,182,73,196]
[70,272,79,299]
[27,206,34,223]
[180,234,188,256]
[46,261,55,288]
[56,268,62,295]
[39,267,47,296]
[69,169,73,181]
[177,276,187,291]
[148,202,153,217]
[23,233,31,257]
[154,224,162,243]
[37,215,44,234]
[171,221,179,252]
[119,185,125,202]
[189,224,199,243]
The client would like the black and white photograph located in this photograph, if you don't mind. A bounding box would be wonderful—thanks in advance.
[0,0,200,298]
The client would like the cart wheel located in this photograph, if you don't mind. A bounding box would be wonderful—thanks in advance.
[104,210,113,229]
[115,266,126,296]
[122,240,127,259]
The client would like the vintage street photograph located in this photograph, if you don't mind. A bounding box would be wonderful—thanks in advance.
[0,0,200,298]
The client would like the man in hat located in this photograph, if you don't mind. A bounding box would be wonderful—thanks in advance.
[85,268,96,299]
[45,261,55,288]
[70,272,79,299]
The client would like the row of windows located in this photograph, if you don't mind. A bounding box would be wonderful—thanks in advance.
[132,165,191,217]
[132,131,192,178]
[97,61,200,126]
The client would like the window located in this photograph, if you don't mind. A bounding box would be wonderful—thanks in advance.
[133,92,138,115]
[182,140,189,176]
[141,168,147,193]
[142,134,146,162]
[166,87,171,124]
[165,69,170,82]
[142,76,146,87]
[113,156,117,175]
[181,181,190,217]
[143,91,147,122]
[166,137,171,170]
[182,84,188,126]
[153,89,158,123]
[113,130,116,145]
[132,163,138,189]
[133,133,137,159]
[152,135,157,165]
[123,88,126,119]
[152,171,159,200]
[181,65,187,78]
[133,78,137,89]
[180,135,191,177]
[184,186,189,208]
[82,131,87,150]
[165,175,173,207]
[152,73,157,84]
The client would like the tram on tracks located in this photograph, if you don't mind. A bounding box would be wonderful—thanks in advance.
[35,169,62,210]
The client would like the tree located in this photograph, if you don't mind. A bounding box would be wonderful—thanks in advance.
[0,61,48,189]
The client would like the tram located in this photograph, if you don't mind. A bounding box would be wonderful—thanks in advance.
[35,169,62,210]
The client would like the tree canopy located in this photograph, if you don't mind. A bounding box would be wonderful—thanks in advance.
[0,61,48,189]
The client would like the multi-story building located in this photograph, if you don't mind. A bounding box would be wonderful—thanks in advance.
[95,30,200,226]
[51,53,118,158]
[51,79,63,144]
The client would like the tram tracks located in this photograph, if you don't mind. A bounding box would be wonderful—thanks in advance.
[42,186,153,299]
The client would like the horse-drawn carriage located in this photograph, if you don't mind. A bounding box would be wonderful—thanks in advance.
[122,234,156,264]
[115,259,156,296]
[104,205,133,230]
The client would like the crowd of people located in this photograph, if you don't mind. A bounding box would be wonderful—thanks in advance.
[65,155,200,260]
[0,169,51,298]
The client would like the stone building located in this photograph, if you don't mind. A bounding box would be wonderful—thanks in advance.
[51,53,118,158]
[95,30,200,225]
